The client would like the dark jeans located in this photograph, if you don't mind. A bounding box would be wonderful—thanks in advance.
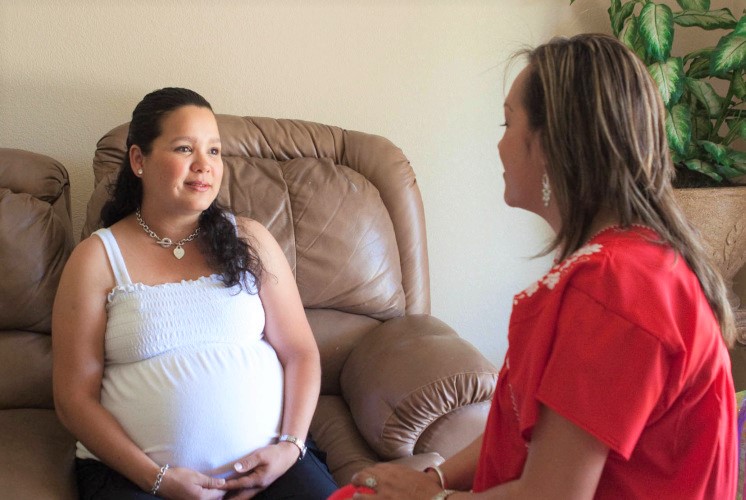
[76,442,337,500]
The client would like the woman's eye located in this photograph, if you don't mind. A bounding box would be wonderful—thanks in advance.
[209,148,220,155]
[176,145,192,153]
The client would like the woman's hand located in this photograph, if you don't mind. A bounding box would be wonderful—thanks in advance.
[218,442,299,499]
[157,466,226,500]
[350,463,443,499]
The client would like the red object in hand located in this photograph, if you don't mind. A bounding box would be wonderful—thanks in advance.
[327,483,376,499]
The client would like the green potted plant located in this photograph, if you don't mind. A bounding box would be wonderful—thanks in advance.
[571,0,745,186]
[571,0,746,339]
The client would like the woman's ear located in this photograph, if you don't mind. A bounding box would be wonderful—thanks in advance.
[529,131,547,167]
[129,145,144,176]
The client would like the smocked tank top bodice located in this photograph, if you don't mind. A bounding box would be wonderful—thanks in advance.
[76,227,283,477]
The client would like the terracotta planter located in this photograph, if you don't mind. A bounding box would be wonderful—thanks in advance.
[674,187,746,341]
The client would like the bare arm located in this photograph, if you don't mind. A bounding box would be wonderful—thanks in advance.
[351,406,607,499]
[53,237,161,490]
[458,406,608,499]
[223,219,321,494]
[52,237,223,499]
[434,434,483,491]
[248,218,320,449]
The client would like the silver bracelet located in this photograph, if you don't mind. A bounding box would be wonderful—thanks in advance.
[425,465,447,489]
[431,489,457,500]
[150,463,170,495]
[278,434,307,460]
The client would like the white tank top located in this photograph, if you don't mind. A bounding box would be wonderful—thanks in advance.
[76,226,284,477]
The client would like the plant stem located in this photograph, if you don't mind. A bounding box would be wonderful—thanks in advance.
[709,72,738,144]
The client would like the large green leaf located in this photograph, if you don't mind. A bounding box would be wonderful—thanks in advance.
[666,104,692,155]
[711,33,746,74]
[674,9,737,30]
[716,163,745,177]
[648,58,685,106]
[686,78,724,116]
[620,16,648,60]
[684,47,714,77]
[734,14,746,37]
[733,74,746,99]
[639,3,674,61]
[692,113,714,140]
[699,140,731,165]
[683,159,722,181]
[608,0,622,23]
[612,2,638,36]
[684,47,715,63]
[729,149,746,175]
[676,0,710,10]
[685,55,711,78]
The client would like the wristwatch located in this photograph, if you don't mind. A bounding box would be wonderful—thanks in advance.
[278,434,307,460]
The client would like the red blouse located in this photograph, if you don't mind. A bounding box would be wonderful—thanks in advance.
[473,226,736,498]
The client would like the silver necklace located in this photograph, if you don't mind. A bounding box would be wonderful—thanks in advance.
[135,208,200,260]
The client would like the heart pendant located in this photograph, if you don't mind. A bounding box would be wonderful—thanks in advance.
[173,246,185,259]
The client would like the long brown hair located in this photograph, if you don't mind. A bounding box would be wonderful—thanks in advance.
[521,33,735,345]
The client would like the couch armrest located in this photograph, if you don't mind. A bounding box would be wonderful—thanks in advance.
[340,314,497,460]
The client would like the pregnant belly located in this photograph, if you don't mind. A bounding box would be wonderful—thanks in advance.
[100,341,284,476]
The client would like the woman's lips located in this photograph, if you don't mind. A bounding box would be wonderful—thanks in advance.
[186,181,211,192]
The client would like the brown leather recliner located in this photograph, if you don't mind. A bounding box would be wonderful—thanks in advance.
[82,116,499,484]
[0,148,77,498]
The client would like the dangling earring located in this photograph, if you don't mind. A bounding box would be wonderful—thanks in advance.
[137,169,143,175]
[541,173,551,207]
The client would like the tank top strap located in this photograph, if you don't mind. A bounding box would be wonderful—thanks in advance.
[225,212,237,229]
[93,228,133,287]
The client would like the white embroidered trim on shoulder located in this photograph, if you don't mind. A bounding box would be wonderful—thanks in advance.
[514,243,603,303]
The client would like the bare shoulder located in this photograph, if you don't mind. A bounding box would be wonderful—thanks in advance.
[234,215,288,276]
[234,216,277,250]
[62,232,114,291]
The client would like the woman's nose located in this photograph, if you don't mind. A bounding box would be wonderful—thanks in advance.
[191,153,211,173]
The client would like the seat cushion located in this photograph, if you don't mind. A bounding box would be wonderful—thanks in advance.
[0,331,53,409]
[0,409,77,499]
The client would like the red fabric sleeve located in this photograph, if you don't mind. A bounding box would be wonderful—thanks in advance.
[535,284,670,459]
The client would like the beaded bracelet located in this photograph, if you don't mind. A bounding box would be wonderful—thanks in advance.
[150,463,170,495]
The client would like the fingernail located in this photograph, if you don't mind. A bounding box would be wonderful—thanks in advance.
[234,462,244,472]
[217,478,225,486]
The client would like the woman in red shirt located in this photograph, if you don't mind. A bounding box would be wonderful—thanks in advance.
[340,33,737,499]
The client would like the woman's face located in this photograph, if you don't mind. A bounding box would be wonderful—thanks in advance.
[498,66,551,219]
[132,105,223,215]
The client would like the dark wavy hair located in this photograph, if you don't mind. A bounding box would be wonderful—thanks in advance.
[519,34,734,345]
[100,87,263,292]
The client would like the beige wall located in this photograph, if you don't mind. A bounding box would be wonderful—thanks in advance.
[1,1,740,365]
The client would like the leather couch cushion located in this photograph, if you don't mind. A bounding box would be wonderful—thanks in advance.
[218,155,405,319]
[341,315,498,459]
[0,409,76,499]
[306,309,380,395]
[0,149,72,333]
[0,331,53,409]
